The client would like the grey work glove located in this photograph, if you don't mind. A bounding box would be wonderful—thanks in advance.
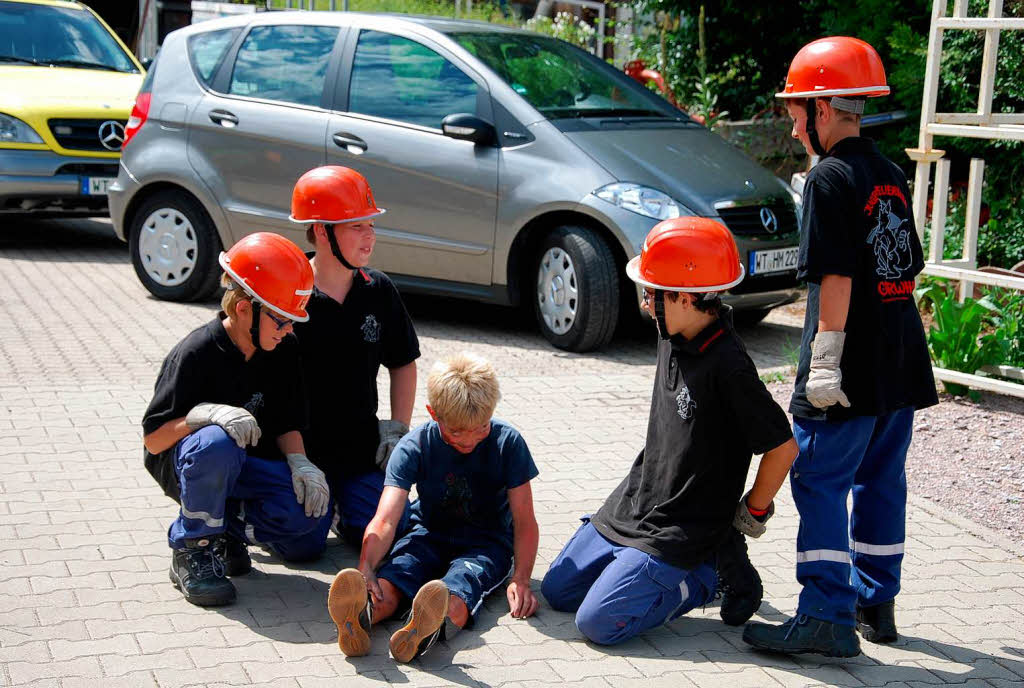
[286,453,330,519]
[374,419,410,471]
[185,403,261,448]
[733,492,775,539]
[806,330,851,409]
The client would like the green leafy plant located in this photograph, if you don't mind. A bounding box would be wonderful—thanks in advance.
[915,279,1004,397]
[524,12,598,50]
[984,286,1024,368]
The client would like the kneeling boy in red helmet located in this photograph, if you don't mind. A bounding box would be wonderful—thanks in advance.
[541,218,798,644]
[142,233,329,607]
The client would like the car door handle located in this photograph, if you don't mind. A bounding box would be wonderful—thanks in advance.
[209,110,239,127]
[332,132,368,153]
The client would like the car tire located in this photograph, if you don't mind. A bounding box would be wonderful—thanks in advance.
[533,225,619,352]
[733,307,773,328]
[129,190,223,302]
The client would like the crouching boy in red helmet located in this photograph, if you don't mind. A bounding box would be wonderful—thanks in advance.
[541,218,798,644]
[142,233,330,607]
[279,166,419,560]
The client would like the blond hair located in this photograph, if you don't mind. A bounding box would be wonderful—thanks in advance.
[220,273,250,318]
[427,352,500,427]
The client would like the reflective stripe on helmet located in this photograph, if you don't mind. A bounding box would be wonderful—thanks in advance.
[218,253,311,322]
[625,255,745,293]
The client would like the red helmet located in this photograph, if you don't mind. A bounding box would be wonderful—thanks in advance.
[777,36,889,99]
[289,165,386,225]
[219,232,314,321]
[626,217,744,292]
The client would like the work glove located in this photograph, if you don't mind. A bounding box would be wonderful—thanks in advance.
[733,491,774,539]
[806,330,851,409]
[374,419,410,471]
[286,453,330,519]
[185,403,261,448]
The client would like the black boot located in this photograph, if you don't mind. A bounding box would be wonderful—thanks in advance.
[743,614,861,657]
[715,528,763,626]
[169,537,236,607]
[214,535,252,577]
[856,600,898,644]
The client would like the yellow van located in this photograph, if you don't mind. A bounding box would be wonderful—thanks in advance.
[0,0,143,216]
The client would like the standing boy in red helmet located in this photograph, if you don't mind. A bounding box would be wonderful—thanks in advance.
[283,166,419,560]
[541,218,798,645]
[742,37,936,657]
[142,233,329,607]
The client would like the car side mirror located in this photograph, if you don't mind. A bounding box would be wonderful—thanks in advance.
[441,113,495,145]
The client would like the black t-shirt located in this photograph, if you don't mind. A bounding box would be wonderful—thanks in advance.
[141,316,309,501]
[293,267,420,480]
[790,137,938,420]
[592,309,793,570]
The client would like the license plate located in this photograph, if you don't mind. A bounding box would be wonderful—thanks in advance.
[750,247,798,275]
[80,177,115,195]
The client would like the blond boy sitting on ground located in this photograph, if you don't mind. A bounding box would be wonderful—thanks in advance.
[328,352,540,662]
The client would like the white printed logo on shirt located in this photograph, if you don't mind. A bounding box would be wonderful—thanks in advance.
[244,392,264,418]
[676,385,696,421]
[867,198,913,280]
[361,314,380,343]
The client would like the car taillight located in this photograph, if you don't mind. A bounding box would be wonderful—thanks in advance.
[123,92,151,149]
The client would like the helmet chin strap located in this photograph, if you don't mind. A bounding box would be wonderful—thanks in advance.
[249,300,265,352]
[804,98,828,157]
[323,223,358,271]
[654,289,670,340]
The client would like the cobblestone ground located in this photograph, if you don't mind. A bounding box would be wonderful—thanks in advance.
[2,219,1023,688]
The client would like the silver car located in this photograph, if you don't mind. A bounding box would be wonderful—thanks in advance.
[109,11,801,352]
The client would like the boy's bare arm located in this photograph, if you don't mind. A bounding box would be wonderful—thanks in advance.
[144,417,189,455]
[388,361,416,426]
[747,437,799,511]
[358,485,409,600]
[507,481,540,619]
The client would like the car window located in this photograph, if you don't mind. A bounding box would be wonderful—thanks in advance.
[188,28,239,87]
[0,1,137,72]
[451,32,681,121]
[349,30,478,129]
[228,25,338,107]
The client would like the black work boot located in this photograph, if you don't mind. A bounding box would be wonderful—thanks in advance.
[743,614,862,657]
[214,535,252,577]
[169,537,236,607]
[856,600,898,644]
[715,528,763,626]
[328,568,373,657]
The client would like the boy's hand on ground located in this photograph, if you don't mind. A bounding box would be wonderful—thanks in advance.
[507,579,538,619]
[185,403,261,448]
[285,453,330,518]
[360,565,382,603]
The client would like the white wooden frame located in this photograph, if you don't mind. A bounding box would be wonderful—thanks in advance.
[907,0,1024,397]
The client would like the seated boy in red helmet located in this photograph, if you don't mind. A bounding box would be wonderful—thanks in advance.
[142,233,330,607]
[541,218,798,645]
[281,166,420,560]
[326,352,540,663]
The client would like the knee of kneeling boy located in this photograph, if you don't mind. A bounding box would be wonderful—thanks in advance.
[575,605,626,646]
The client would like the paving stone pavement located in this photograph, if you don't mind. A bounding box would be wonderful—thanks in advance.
[1,219,1023,688]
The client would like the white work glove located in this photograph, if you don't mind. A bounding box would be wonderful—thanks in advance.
[185,403,261,448]
[806,330,851,409]
[374,419,409,471]
[285,453,330,519]
[732,491,774,539]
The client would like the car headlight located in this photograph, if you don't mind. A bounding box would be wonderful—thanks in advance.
[595,183,689,221]
[0,113,44,144]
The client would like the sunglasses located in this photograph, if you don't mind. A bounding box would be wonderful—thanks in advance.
[263,309,296,331]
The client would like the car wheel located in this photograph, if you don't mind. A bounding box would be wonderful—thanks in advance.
[733,307,773,328]
[533,225,619,352]
[129,190,222,302]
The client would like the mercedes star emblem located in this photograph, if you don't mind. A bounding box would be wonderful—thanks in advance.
[760,206,778,233]
[98,120,126,151]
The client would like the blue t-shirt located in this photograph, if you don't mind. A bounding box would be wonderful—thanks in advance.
[385,418,539,544]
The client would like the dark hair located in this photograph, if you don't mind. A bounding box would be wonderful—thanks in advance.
[693,292,722,313]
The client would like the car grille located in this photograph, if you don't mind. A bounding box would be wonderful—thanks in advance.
[48,119,127,152]
[55,163,120,177]
[717,200,798,237]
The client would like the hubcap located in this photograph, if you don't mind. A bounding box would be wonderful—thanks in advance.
[536,247,578,335]
[138,207,198,287]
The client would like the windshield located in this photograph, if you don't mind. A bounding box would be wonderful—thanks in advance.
[449,31,685,121]
[0,1,137,73]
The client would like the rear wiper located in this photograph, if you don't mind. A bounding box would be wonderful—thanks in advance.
[0,55,44,65]
[47,59,125,72]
